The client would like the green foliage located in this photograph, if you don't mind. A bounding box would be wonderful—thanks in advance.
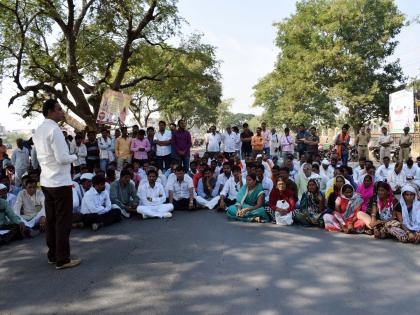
[0,0,221,129]
[216,98,255,130]
[253,0,406,130]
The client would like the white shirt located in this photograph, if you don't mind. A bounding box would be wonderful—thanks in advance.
[72,181,82,212]
[221,177,243,201]
[387,171,407,191]
[215,173,232,193]
[70,143,87,166]
[234,133,241,151]
[375,164,394,182]
[138,181,167,206]
[353,166,367,185]
[270,133,280,150]
[258,176,273,203]
[14,189,45,220]
[154,130,172,157]
[206,132,222,152]
[166,174,194,201]
[320,165,335,180]
[222,131,237,153]
[12,147,30,170]
[80,187,111,215]
[403,164,417,178]
[280,135,294,152]
[98,137,114,161]
[33,119,77,187]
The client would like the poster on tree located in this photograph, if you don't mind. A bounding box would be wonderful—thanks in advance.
[96,89,131,125]
[389,89,414,133]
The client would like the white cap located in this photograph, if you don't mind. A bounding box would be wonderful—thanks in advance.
[321,159,330,165]
[256,154,263,158]
[0,183,7,191]
[80,173,94,181]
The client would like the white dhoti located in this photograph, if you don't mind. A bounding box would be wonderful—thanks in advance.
[137,203,174,218]
[194,195,220,209]
[20,209,46,228]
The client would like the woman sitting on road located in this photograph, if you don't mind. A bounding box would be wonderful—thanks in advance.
[323,184,364,233]
[355,174,374,213]
[393,185,420,243]
[293,179,325,227]
[325,175,346,213]
[265,178,295,224]
[226,173,269,223]
[356,181,398,238]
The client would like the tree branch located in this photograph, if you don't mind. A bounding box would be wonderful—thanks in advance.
[74,0,95,35]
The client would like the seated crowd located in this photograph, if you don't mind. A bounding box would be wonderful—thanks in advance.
[1,122,420,246]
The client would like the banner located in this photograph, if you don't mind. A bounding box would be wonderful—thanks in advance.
[96,89,131,125]
[389,89,414,133]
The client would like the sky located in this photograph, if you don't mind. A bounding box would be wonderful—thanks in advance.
[0,0,419,130]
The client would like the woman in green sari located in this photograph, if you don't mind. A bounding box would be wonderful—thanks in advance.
[226,173,269,223]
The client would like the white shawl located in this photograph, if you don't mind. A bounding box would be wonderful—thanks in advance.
[400,185,420,232]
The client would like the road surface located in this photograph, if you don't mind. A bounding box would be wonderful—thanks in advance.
[1,210,419,315]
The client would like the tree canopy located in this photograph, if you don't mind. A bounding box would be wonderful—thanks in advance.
[0,0,222,130]
[253,0,406,130]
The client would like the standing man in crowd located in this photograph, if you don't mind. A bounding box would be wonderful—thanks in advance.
[251,127,264,156]
[240,123,253,159]
[206,125,221,159]
[147,127,156,161]
[85,131,100,172]
[270,128,280,159]
[12,139,30,187]
[172,120,192,173]
[261,122,271,156]
[154,121,172,171]
[378,126,393,164]
[296,124,309,158]
[0,138,7,169]
[115,127,132,171]
[335,124,351,166]
[222,125,237,159]
[304,126,319,160]
[98,128,114,172]
[280,127,294,158]
[354,126,370,160]
[33,99,80,270]
[399,127,412,163]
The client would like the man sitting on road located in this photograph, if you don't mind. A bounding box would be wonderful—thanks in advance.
[80,175,121,231]
[375,156,393,182]
[137,169,174,219]
[219,166,244,211]
[13,178,46,232]
[110,169,139,218]
[196,167,220,209]
[167,166,195,210]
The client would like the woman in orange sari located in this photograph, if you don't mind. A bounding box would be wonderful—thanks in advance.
[335,124,351,166]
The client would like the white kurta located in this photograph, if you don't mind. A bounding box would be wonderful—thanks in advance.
[137,182,174,218]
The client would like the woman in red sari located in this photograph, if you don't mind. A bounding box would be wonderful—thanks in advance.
[265,179,295,223]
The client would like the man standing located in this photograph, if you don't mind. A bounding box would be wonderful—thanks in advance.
[205,125,221,159]
[12,139,30,187]
[354,126,370,160]
[261,122,271,156]
[85,131,100,172]
[70,134,87,174]
[98,128,114,172]
[296,124,309,158]
[33,99,80,270]
[147,127,156,161]
[222,125,237,159]
[399,127,412,163]
[335,124,351,166]
[304,126,319,160]
[378,127,393,164]
[172,120,192,173]
[251,127,264,156]
[0,138,7,169]
[115,127,132,171]
[154,121,172,171]
[280,127,294,158]
[240,123,253,159]
[270,128,280,159]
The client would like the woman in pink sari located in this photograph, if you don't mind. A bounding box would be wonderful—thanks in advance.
[355,175,374,213]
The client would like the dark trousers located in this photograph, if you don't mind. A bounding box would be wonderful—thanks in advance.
[173,155,190,174]
[156,154,172,171]
[0,224,24,245]
[223,152,235,159]
[173,198,196,210]
[42,186,73,266]
[82,209,121,227]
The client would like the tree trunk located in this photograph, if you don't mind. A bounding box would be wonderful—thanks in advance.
[64,112,86,131]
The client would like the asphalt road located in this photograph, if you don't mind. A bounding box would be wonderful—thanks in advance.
[1,210,420,315]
